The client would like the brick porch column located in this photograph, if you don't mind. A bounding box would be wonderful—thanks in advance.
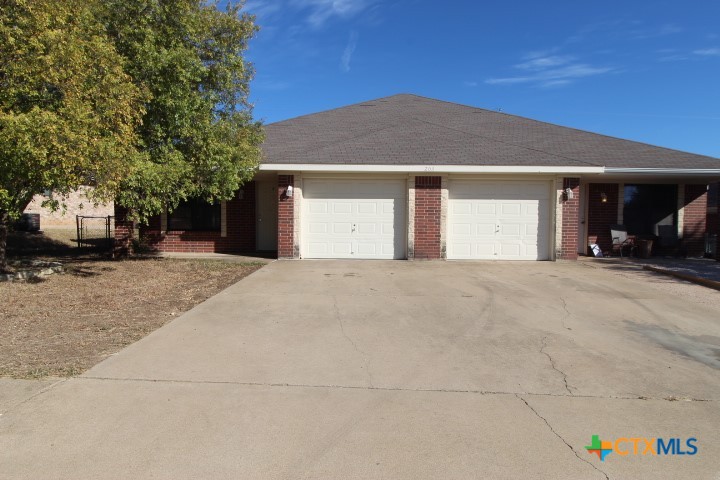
[560,177,580,260]
[277,175,296,259]
[113,204,134,257]
[413,176,442,259]
[683,184,708,257]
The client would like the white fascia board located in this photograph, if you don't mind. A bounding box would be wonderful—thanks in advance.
[260,164,604,174]
[604,167,720,176]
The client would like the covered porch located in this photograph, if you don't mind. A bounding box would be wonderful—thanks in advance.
[577,175,719,258]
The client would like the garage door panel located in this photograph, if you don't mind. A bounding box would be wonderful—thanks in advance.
[357,203,377,215]
[453,223,471,236]
[499,243,521,257]
[382,203,395,214]
[308,202,328,214]
[303,179,406,259]
[476,203,495,215]
[331,242,352,255]
[500,223,521,236]
[452,202,472,215]
[475,243,496,257]
[333,202,352,214]
[448,180,550,260]
[356,222,377,234]
[476,223,495,235]
[307,242,329,255]
[333,223,352,234]
[380,222,395,235]
[500,203,522,216]
[452,243,472,257]
[308,223,328,234]
[356,242,377,255]
[524,204,539,216]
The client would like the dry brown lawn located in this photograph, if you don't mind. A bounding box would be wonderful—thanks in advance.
[1,232,265,378]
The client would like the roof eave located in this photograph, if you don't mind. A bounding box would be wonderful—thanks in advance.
[603,167,720,177]
[259,164,604,174]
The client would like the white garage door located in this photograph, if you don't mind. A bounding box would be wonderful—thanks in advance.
[448,180,551,260]
[302,179,406,259]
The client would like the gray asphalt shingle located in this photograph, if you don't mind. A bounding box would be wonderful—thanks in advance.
[262,94,720,169]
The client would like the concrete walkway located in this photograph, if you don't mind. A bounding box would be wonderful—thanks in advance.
[583,256,720,290]
[2,261,720,479]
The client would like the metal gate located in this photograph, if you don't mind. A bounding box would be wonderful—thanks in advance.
[76,215,114,250]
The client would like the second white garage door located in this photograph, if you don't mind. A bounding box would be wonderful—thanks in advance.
[302,179,406,259]
[448,180,551,260]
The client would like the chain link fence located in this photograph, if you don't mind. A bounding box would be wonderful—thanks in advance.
[76,215,114,251]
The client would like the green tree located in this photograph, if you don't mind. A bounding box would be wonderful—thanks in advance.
[0,0,144,271]
[101,0,263,233]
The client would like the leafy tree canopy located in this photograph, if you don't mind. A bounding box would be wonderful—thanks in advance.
[102,0,263,223]
[0,0,144,217]
[0,0,144,270]
[0,0,262,268]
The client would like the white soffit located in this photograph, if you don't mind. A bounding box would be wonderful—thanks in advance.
[260,164,604,174]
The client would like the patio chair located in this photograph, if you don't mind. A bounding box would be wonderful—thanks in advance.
[610,225,637,257]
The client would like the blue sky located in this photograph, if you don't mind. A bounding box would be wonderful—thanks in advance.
[237,0,720,157]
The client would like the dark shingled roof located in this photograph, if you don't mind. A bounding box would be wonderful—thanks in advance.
[261,94,720,169]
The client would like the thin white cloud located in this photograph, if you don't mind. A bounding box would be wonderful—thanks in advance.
[515,55,574,70]
[541,79,573,88]
[565,20,683,44]
[242,1,282,19]
[694,47,720,56]
[292,0,376,27]
[340,30,359,72]
[487,52,614,88]
[522,48,561,60]
[632,23,683,39]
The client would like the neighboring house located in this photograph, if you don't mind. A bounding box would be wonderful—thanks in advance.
[115,94,720,260]
[24,186,113,229]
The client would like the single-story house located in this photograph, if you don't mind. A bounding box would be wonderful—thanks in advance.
[115,94,720,260]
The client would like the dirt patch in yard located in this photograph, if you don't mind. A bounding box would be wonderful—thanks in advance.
[0,256,264,378]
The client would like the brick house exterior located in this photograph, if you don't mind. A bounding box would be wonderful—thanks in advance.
[116,95,720,260]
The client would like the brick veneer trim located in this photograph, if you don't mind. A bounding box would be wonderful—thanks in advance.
[278,175,296,258]
[683,184,708,257]
[587,183,619,254]
[560,178,580,260]
[413,176,442,259]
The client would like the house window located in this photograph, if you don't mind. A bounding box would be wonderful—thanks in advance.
[167,198,221,231]
[623,184,677,245]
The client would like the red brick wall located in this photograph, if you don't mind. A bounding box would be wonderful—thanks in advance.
[587,183,619,254]
[113,204,134,256]
[414,176,442,259]
[560,178,580,260]
[683,184,707,257]
[709,182,719,259]
[134,182,257,254]
[277,175,295,259]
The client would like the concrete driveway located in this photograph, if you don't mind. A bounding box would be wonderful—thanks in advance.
[2,260,720,479]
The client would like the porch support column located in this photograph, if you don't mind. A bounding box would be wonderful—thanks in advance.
[559,177,581,260]
[278,175,298,259]
[412,176,442,259]
[711,182,720,260]
[682,184,708,257]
